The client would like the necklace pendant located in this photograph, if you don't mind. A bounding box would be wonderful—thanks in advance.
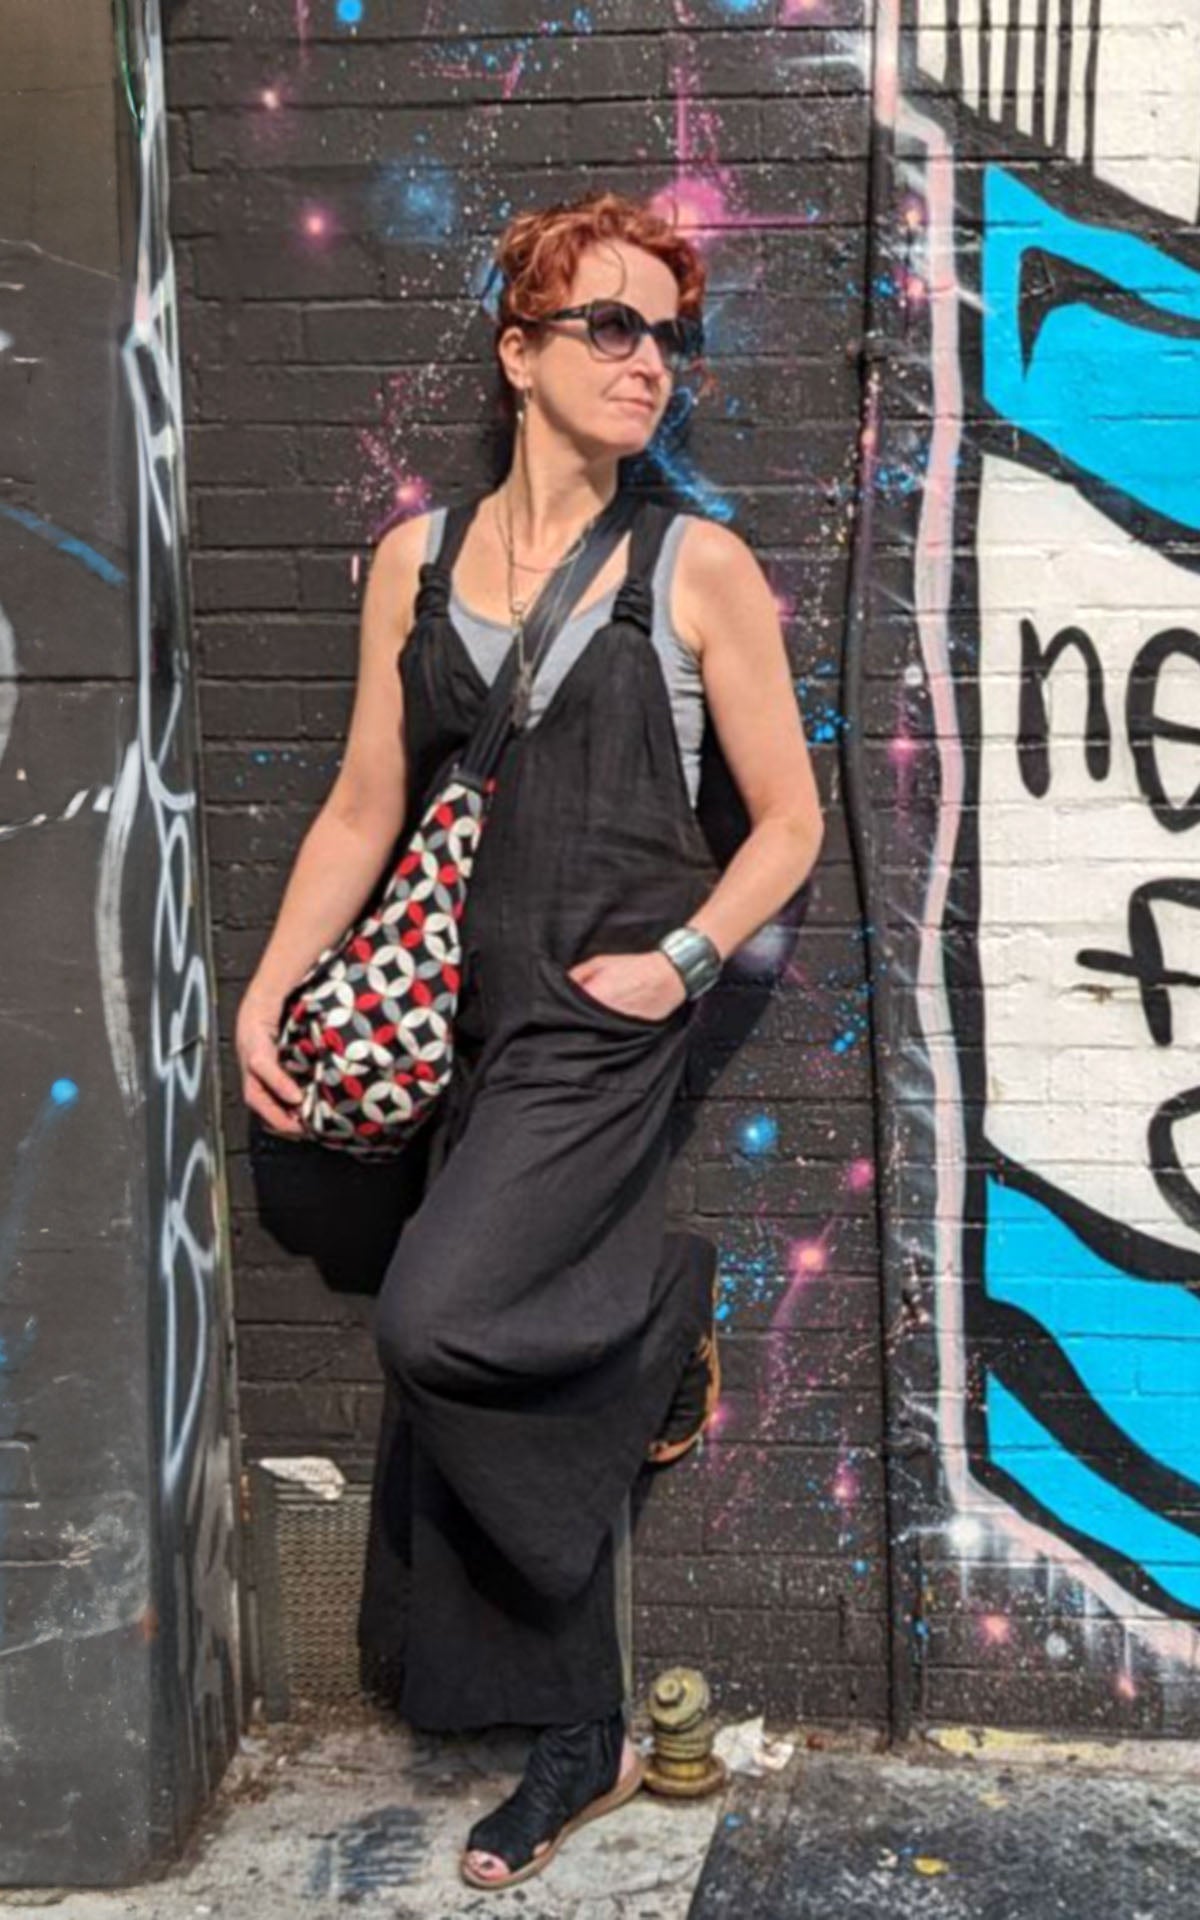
[511,659,534,730]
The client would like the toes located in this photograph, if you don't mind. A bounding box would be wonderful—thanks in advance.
[466,1850,509,1878]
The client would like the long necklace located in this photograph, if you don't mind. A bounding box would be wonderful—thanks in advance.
[497,485,605,727]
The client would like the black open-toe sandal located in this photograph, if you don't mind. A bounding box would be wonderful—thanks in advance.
[459,1708,643,1891]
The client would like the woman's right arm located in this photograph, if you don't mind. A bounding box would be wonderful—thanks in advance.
[235,511,431,1135]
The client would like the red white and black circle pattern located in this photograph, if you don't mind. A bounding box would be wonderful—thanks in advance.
[276,776,487,1156]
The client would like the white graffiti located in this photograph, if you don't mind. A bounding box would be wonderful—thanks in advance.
[120,0,241,1753]
[96,744,143,1110]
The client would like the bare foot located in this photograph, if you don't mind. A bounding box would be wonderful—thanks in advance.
[464,1734,639,1882]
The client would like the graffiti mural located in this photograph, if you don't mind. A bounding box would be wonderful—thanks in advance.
[860,0,1200,1719]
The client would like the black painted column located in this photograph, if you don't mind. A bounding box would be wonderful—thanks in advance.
[0,0,241,1882]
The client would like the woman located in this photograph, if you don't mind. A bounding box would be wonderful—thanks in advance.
[235,190,823,1890]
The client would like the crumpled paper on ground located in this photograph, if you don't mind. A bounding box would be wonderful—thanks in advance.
[258,1456,347,1501]
[713,1715,796,1778]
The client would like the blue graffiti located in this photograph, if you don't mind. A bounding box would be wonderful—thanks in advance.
[989,1376,1200,1613]
[0,503,125,587]
[986,1178,1200,1492]
[983,166,1200,530]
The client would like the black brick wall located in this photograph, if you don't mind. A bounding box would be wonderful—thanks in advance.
[165,0,884,1730]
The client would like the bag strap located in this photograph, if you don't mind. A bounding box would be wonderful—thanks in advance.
[455,488,644,781]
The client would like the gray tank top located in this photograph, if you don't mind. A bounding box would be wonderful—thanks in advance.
[424,506,706,807]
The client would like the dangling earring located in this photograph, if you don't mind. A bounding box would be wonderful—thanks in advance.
[517,385,530,433]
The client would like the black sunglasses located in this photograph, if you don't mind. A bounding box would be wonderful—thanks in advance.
[514,299,704,372]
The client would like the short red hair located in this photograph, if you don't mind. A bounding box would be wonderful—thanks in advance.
[491,189,706,372]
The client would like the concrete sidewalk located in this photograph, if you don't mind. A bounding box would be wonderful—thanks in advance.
[0,1702,722,1919]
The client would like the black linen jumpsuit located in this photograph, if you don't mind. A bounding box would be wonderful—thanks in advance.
[360,492,721,1731]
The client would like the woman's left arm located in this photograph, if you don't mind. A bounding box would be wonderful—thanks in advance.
[567,520,825,1020]
[677,517,825,962]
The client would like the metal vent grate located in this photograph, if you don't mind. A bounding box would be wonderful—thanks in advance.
[246,1461,634,1720]
[247,1459,370,1719]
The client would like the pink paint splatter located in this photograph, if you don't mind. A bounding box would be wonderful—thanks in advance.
[301,203,334,241]
[888,719,919,809]
[832,1463,858,1507]
[792,1236,826,1277]
[845,1157,874,1194]
[706,1396,734,1442]
[650,176,733,238]
[499,50,526,100]
[767,1223,835,1341]
[337,374,441,543]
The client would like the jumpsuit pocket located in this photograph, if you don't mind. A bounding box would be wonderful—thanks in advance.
[542,951,687,1033]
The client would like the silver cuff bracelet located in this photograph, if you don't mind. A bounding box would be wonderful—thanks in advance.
[657,925,723,999]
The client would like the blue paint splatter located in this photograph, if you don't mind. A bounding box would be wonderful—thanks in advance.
[717,1241,782,1315]
[831,1019,868,1055]
[738,1112,779,1157]
[369,159,459,243]
[335,0,363,23]
[0,504,125,588]
[627,412,736,521]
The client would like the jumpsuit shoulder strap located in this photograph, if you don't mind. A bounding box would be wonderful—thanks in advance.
[612,498,678,632]
[409,494,487,628]
[428,492,487,573]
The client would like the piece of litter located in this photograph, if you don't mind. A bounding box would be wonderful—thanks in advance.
[258,1456,346,1501]
[713,1715,796,1778]
[914,1856,950,1876]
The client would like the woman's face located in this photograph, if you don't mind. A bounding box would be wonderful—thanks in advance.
[507,239,685,457]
